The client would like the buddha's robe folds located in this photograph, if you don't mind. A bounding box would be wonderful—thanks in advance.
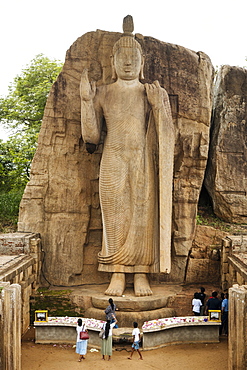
[81,81,174,274]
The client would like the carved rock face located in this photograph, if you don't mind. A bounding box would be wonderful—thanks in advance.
[18,30,214,285]
[205,65,247,223]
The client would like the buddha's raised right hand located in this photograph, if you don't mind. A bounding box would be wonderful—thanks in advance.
[80,68,96,101]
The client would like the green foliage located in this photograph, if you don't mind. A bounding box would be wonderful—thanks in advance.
[0,136,36,192]
[0,190,23,229]
[0,54,63,193]
[0,54,63,133]
[197,206,231,231]
[0,54,62,231]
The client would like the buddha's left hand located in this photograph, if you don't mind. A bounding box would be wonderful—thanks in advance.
[145,80,164,109]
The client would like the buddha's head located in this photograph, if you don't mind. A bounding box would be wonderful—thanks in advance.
[111,15,144,81]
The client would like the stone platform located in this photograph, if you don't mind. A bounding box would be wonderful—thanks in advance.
[67,284,180,327]
[86,294,176,327]
[45,282,222,326]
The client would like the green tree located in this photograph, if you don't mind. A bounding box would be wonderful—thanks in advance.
[0,54,63,192]
[0,54,62,231]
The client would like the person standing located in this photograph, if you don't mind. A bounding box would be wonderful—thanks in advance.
[220,292,225,308]
[105,298,118,328]
[221,293,229,335]
[192,292,202,316]
[128,322,143,360]
[198,287,206,315]
[205,291,221,314]
[75,318,88,361]
[101,318,117,361]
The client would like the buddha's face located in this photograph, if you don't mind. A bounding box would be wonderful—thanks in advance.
[114,47,143,80]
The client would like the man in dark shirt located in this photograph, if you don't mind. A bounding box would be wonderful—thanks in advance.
[205,291,221,314]
[198,287,206,315]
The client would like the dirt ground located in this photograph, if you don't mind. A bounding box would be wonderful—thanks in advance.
[21,337,228,370]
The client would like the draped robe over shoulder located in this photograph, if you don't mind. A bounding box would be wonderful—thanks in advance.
[81,81,174,274]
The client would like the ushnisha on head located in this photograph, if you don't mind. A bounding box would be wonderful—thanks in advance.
[111,15,144,80]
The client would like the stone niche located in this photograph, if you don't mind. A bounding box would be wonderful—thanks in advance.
[205,65,247,223]
[18,29,214,286]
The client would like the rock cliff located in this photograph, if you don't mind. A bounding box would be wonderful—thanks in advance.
[205,65,247,223]
[18,30,214,285]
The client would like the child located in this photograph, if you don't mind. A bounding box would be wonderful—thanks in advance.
[192,292,202,316]
[127,322,143,360]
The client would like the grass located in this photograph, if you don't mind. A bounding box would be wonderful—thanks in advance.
[37,288,72,296]
[196,209,231,231]
[197,204,246,234]
[30,288,83,322]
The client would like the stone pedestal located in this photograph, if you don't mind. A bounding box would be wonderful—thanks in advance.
[68,285,179,327]
[85,294,176,327]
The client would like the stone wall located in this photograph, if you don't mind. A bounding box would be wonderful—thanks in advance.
[0,282,21,370]
[229,284,247,369]
[220,237,247,368]
[18,29,214,286]
[221,235,247,290]
[0,233,41,334]
[0,232,37,255]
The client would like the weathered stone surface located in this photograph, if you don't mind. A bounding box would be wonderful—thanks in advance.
[85,306,176,327]
[0,283,21,370]
[229,285,247,369]
[18,29,214,285]
[80,25,174,297]
[91,295,169,312]
[186,225,227,283]
[205,65,247,223]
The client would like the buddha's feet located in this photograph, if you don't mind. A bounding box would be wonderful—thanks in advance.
[105,273,125,296]
[134,273,153,296]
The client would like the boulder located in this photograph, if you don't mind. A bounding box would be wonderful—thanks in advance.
[205,65,247,223]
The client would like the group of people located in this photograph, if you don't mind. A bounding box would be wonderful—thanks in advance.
[75,298,142,362]
[192,288,229,335]
[76,290,229,362]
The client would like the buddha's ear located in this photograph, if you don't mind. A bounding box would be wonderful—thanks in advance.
[139,55,145,80]
[111,55,117,80]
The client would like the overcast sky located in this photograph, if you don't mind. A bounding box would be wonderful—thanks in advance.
[0,0,246,138]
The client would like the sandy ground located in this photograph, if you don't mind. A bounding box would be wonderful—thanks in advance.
[21,337,228,370]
